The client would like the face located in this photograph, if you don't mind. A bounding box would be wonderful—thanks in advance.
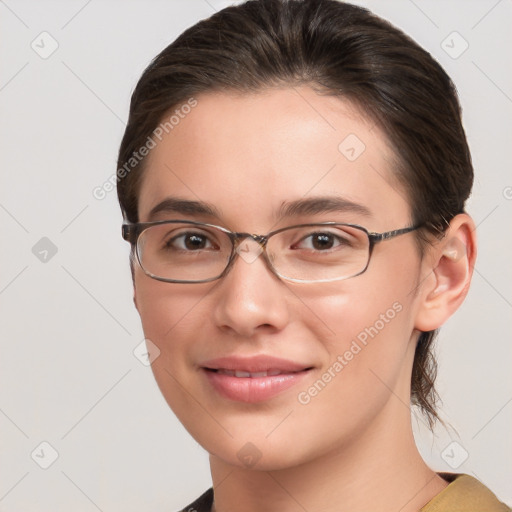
[134,86,427,470]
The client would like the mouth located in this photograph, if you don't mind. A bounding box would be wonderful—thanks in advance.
[200,356,314,403]
[204,368,312,377]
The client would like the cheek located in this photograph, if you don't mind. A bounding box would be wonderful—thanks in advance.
[302,268,414,353]
[133,272,208,385]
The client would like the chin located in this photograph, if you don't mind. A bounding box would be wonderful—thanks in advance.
[195,425,322,472]
[209,441,308,472]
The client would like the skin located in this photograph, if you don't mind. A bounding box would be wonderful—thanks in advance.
[133,86,476,512]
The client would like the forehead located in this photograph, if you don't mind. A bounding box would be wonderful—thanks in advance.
[138,86,411,230]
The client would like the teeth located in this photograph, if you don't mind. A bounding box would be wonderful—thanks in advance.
[251,371,269,377]
[215,369,286,378]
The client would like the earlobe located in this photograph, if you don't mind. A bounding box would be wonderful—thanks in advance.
[414,214,477,332]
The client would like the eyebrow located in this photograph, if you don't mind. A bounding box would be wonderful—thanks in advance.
[147,197,221,221]
[276,196,372,220]
[146,195,372,222]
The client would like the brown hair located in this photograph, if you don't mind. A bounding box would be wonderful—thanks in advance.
[117,0,473,426]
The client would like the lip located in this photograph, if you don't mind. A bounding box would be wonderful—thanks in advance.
[200,355,313,403]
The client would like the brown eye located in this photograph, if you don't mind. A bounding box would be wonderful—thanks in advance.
[294,232,348,251]
[183,233,208,250]
[310,233,335,250]
[166,232,216,251]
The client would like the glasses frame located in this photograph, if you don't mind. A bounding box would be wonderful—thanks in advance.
[122,219,421,284]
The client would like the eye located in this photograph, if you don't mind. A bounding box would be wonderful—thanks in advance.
[166,231,217,251]
[293,231,349,251]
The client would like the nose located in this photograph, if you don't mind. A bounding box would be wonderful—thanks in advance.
[212,238,290,337]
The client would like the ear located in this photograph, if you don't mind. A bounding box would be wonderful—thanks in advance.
[414,214,477,332]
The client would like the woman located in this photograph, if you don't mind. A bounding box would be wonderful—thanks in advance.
[116,0,510,510]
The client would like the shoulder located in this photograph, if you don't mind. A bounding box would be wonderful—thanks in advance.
[421,473,511,512]
[177,488,213,512]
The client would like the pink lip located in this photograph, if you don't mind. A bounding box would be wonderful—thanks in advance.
[200,355,313,403]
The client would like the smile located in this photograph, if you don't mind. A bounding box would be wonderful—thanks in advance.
[210,368,302,377]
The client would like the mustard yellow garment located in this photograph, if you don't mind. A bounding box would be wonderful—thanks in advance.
[421,473,511,512]
[179,473,511,511]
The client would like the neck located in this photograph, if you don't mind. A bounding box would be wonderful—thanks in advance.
[209,401,447,512]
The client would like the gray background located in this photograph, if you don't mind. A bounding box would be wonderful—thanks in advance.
[1,0,511,510]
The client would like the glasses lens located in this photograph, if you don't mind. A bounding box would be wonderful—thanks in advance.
[268,224,370,282]
[137,223,232,282]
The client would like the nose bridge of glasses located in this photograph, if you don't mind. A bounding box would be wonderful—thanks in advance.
[233,234,267,265]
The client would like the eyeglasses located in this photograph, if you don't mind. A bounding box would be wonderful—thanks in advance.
[122,220,421,284]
